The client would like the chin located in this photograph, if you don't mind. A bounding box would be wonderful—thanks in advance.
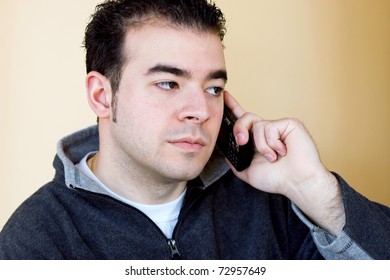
[171,168,203,181]
[156,152,211,182]
[163,162,206,182]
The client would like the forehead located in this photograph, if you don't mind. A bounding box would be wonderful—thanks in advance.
[122,23,226,73]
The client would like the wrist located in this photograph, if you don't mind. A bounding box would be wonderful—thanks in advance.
[286,169,346,235]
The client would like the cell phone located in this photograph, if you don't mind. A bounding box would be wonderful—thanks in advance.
[217,105,254,171]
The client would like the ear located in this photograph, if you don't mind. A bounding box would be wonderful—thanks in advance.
[85,71,112,120]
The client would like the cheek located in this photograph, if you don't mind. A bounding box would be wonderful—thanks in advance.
[136,106,169,141]
[117,90,162,122]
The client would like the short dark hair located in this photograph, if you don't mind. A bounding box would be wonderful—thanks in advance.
[83,0,226,119]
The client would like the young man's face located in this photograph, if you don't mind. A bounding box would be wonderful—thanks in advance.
[108,23,227,184]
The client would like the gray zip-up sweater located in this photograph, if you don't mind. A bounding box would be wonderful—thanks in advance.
[0,125,389,259]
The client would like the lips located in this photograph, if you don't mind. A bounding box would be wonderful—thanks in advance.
[168,137,206,152]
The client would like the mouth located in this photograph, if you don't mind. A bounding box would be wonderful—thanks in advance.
[168,137,207,152]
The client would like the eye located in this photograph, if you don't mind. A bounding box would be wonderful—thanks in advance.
[206,87,224,96]
[156,81,179,91]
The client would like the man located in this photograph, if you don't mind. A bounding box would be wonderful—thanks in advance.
[0,0,389,259]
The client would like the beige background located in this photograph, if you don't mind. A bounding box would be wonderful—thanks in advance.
[1,0,389,230]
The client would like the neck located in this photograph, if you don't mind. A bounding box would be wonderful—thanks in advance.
[89,150,188,205]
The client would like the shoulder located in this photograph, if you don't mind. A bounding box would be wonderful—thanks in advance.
[0,180,76,259]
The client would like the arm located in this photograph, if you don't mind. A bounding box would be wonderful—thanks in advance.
[293,173,390,259]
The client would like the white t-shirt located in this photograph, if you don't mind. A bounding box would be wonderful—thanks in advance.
[76,153,185,239]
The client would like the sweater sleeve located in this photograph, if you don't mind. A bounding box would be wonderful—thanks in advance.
[292,173,390,260]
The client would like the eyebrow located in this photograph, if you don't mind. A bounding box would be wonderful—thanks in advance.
[146,64,228,82]
[207,69,228,82]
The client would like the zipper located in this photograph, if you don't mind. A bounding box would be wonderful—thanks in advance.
[167,185,213,260]
[168,239,181,259]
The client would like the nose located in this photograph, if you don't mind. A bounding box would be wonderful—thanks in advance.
[178,89,210,123]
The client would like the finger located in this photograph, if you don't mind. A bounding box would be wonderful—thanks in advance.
[223,91,249,145]
[223,90,245,118]
[233,112,264,146]
[252,121,279,162]
[264,121,287,157]
[224,91,266,146]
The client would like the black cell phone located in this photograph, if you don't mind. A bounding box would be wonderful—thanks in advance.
[217,105,254,171]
